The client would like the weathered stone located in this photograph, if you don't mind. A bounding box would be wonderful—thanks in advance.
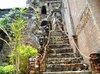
[43,29,89,73]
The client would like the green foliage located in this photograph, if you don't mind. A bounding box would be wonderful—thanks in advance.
[0,66,4,74]
[0,8,28,74]
[19,45,38,74]
[0,18,8,28]
[11,8,27,14]
[10,45,38,74]
[0,8,39,74]
[0,18,11,40]
[0,8,27,42]
[9,17,26,46]
[8,12,27,74]
[0,65,14,74]
[17,45,38,57]
[3,65,14,74]
[18,45,38,74]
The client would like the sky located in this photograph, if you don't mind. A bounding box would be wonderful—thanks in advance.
[0,0,27,9]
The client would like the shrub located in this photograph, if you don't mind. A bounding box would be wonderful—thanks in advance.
[10,45,38,74]
[17,45,38,57]
[0,65,14,74]
[0,66,4,74]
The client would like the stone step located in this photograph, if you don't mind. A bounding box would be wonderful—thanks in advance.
[50,31,64,36]
[49,44,72,49]
[49,43,70,48]
[47,58,82,64]
[47,53,75,58]
[55,48,73,53]
[51,46,72,50]
[50,37,69,43]
[50,35,68,38]
[50,35,65,37]
[46,0,62,4]
[48,48,73,54]
[47,57,82,64]
[43,71,92,74]
[50,36,68,39]
[46,64,88,72]
[49,39,69,44]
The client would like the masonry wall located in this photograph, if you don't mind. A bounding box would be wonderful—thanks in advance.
[68,0,87,29]
[68,0,100,64]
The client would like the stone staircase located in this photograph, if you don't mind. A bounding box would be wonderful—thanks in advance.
[42,30,91,74]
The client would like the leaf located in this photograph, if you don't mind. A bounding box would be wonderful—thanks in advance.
[0,24,11,41]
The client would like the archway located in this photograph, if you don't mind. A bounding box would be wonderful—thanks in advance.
[41,20,48,26]
[41,5,47,15]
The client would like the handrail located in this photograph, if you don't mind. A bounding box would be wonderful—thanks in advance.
[39,12,52,65]
[40,22,51,64]
[65,30,90,59]
[68,35,90,59]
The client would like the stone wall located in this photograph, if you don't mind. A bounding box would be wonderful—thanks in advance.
[88,0,100,29]
[67,0,100,63]
[0,9,11,18]
[68,0,87,29]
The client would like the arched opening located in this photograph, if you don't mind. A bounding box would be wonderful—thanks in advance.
[41,5,47,15]
[41,20,48,26]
